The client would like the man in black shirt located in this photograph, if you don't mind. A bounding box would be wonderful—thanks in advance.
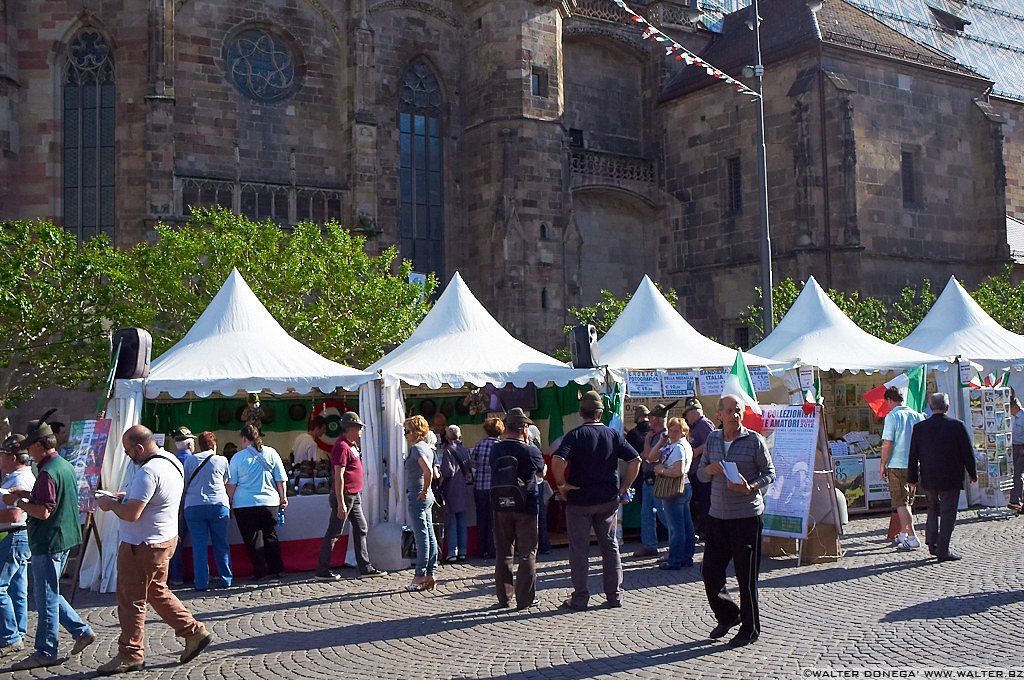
[552,391,641,610]
[490,408,546,611]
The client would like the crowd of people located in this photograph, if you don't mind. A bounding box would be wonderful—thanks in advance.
[0,384,986,672]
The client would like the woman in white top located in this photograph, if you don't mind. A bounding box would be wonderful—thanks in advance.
[183,432,233,591]
[227,424,288,580]
[645,416,695,570]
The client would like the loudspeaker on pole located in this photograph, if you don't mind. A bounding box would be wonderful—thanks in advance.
[112,328,153,379]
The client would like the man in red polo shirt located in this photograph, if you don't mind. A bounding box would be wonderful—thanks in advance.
[315,412,386,580]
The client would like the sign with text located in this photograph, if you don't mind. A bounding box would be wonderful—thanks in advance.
[761,405,820,539]
[626,370,662,397]
[750,366,772,393]
[661,370,697,398]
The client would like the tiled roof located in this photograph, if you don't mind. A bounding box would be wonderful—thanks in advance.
[662,0,983,102]
[849,0,1024,102]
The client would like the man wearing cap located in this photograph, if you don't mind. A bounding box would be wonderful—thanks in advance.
[94,424,211,675]
[0,434,33,658]
[489,408,546,611]
[168,426,197,586]
[316,411,386,580]
[635,401,676,558]
[552,391,641,610]
[6,419,95,670]
[683,399,716,539]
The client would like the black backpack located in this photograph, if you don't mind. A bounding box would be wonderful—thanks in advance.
[490,451,538,513]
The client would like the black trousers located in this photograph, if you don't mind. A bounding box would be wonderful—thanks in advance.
[474,489,494,557]
[234,505,284,578]
[493,510,539,608]
[317,491,370,573]
[924,489,960,557]
[702,515,763,636]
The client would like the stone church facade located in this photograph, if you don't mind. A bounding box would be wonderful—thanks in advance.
[0,0,1019,354]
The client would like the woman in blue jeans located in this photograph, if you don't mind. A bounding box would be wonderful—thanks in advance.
[183,432,233,590]
[650,417,695,570]
[403,415,438,591]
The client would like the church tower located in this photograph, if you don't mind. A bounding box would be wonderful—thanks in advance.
[458,0,578,353]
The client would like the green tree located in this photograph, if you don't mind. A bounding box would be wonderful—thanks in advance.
[0,210,432,434]
[740,278,935,344]
[121,208,433,367]
[0,220,134,432]
[553,286,679,361]
[971,264,1024,334]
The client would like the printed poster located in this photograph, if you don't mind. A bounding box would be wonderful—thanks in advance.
[832,455,867,511]
[59,419,110,514]
[761,405,820,539]
[661,370,697,398]
[626,370,662,398]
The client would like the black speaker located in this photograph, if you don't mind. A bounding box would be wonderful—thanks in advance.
[112,328,153,379]
[569,324,600,369]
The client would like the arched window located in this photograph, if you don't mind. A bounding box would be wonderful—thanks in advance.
[398,59,443,278]
[63,29,115,241]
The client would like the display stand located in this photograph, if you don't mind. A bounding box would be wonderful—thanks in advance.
[761,404,843,565]
[69,511,102,604]
[964,386,1014,510]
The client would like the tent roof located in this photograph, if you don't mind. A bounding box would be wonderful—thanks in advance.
[144,269,375,399]
[365,272,599,389]
[898,275,1024,366]
[599,275,784,370]
[748,276,948,373]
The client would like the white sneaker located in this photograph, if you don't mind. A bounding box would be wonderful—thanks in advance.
[897,536,920,551]
[892,532,907,546]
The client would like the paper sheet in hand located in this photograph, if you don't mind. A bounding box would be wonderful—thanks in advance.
[722,462,743,485]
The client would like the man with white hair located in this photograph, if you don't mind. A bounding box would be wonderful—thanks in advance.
[168,427,198,586]
[907,393,977,562]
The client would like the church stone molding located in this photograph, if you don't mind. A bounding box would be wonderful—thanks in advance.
[369,0,463,28]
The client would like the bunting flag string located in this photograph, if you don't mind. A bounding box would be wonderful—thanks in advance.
[609,0,760,98]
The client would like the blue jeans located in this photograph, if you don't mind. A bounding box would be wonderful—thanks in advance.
[407,492,439,577]
[662,485,695,567]
[168,516,188,583]
[446,511,468,558]
[0,531,30,645]
[641,481,667,550]
[184,504,233,590]
[30,551,92,659]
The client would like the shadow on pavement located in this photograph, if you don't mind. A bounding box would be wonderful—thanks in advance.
[880,589,1024,622]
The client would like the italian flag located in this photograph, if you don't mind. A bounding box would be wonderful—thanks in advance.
[723,350,763,431]
[984,371,1009,388]
[862,365,926,418]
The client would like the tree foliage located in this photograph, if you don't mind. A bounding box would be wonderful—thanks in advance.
[553,285,679,362]
[740,277,938,344]
[0,210,433,433]
[0,220,134,426]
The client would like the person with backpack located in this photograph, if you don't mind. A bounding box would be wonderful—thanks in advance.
[489,408,546,611]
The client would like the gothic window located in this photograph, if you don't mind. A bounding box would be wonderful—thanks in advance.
[224,26,302,103]
[399,60,444,278]
[901,149,920,209]
[63,29,115,241]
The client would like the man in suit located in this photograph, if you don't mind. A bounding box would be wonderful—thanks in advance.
[907,392,978,562]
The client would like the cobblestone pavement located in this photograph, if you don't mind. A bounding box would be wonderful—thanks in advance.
[5,512,1023,679]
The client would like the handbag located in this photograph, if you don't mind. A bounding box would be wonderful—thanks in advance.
[653,473,686,500]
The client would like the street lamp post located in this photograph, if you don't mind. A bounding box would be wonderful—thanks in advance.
[750,0,774,335]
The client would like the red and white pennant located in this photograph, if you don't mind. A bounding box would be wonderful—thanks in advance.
[610,0,759,97]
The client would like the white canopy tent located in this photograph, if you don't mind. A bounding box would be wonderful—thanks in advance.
[750,276,948,374]
[82,269,376,592]
[600,275,785,375]
[365,272,602,524]
[898,275,1024,411]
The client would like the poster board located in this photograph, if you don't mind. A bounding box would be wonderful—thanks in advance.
[762,405,820,539]
[59,419,111,514]
[624,367,770,399]
[832,454,867,511]
[965,386,1013,506]
[761,404,843,562]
